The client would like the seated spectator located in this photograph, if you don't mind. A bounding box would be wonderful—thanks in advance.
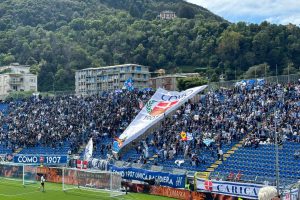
[294,150,300,159]
[227,171,234,181]
[235,171,242,181]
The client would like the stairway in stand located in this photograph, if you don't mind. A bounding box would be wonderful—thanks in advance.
[198,140,245,180]
[14,148,23,154]
[77,143,87,158]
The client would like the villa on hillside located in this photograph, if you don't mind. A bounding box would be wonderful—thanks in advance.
[159,10,176,20]
[0,63,37,99]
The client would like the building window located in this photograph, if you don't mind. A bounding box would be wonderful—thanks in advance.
[136,66,141,71]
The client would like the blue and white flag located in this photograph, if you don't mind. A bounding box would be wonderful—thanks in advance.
[84,138,93,161]
[203,139,214,146]
[124,78,134,91]
[187,132,194,141]
[257,78,265,86]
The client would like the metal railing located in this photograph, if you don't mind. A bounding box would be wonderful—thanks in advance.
[207,73,300,90]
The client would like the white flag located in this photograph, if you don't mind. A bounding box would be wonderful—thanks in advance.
[84,138,93,161]
[113,85,207,153]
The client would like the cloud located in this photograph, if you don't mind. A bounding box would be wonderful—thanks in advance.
[186,0,300,25]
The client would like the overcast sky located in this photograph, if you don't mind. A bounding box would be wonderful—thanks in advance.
[186,0,300,25]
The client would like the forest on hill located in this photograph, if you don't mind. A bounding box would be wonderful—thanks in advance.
[0,0,300,91]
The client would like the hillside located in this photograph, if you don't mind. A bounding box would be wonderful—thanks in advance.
[0,0,300,91]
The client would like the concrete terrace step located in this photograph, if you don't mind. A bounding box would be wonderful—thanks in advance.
[211,164,219,168]
[206,168,215,172]
[77,143,87,154]
[14,148,23,154]
[223,154,231,158]
[196,172,210,179]
[215,160,222,165]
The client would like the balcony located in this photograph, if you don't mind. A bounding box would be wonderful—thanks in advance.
[9,80,22,85]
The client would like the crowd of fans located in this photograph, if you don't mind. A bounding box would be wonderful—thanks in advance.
[131,82,300,166]
[0,90,153,154]
[0,81,300,168]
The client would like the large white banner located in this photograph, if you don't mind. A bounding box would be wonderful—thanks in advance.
[112,85,207,153]
[196,178,263,199]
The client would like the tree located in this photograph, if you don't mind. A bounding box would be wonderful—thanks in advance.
[0,0,299,91]
[0,53,15,65]
[178,5,195,19]
[243,63,270,79]
[217,30,242,61]
[282,63,298,75]
[177,77,207,91]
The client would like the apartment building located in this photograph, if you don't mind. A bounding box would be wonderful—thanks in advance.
[75,64,150,96]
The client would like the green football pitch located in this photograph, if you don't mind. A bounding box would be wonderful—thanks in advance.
[0,179,174,200]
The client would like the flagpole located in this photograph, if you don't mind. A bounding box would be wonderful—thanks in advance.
[274,111,280,197]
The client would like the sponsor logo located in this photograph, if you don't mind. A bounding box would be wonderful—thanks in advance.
[204,180,213,191]
[198,179,261,198]
[7,154,13,161]
[146,100,178,117]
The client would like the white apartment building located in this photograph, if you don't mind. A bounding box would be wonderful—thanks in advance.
[75,64,150,96]
[0,63,37,99]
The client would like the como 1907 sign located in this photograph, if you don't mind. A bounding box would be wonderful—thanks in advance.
[14,155,68,164]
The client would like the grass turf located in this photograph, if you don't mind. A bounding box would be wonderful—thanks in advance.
[0,178,175,200]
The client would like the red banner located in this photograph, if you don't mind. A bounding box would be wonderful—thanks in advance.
[76,160,88,169]
[149,186,206,200]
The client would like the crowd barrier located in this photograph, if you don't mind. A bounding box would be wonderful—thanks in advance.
[196,177,262,199]
[1,165,295,200]
[37,167,64,183]
[36,166,252,200]
[124,182,251,200]
[111,165,186,188]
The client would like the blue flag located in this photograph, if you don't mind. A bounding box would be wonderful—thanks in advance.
[257,79,265,86]
[124,78,134,91]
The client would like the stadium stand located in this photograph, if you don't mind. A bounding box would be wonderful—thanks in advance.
[0,81,300,186]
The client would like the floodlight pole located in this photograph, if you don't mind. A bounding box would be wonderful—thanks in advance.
[275,111,280,197]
